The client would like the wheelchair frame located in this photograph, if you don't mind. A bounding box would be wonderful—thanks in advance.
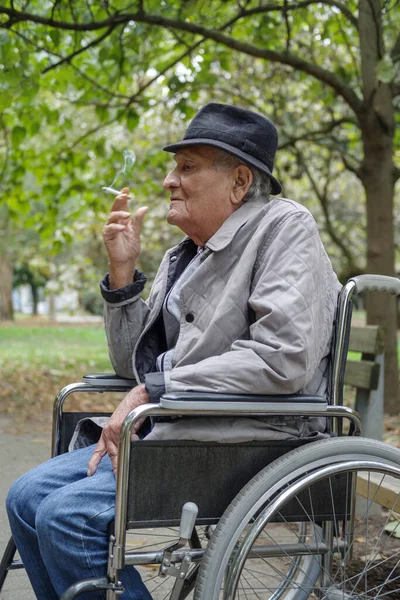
[2,274,400,600]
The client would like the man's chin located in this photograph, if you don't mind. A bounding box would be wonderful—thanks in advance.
[167,210,179,225]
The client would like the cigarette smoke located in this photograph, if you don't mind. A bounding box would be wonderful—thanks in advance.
[109,149,136,188]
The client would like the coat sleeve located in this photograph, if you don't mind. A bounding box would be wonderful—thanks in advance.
[165,212,339,396]
[101,270,151,379]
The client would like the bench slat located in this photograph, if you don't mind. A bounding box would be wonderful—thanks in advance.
[349,326,384,355]
[344,359,380,391]
[357,472,400,513]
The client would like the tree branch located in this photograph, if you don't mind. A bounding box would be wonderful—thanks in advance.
[117,24,126,77]
[51,0,62,21]
[283,0,291,52]
[84,0,96,21]
[11,29,131,99]
[365,0,384,58]
[57,114,120,158]
[132,15,364,117]
[0,3,358,31]
[391,33,400,60]
[0,116,10,187]
[125,38,205,107]
[336,13,361,82]
[69,63,131,99]
[234,1,358,29]
[278,117,358,150]
[59,37,207,153]
[295,146,358,268]
[42,25,116,73]
[0,5,363,115]
[341,152,362,178]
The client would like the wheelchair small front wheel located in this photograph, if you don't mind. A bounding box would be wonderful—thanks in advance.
[194,437,400,600]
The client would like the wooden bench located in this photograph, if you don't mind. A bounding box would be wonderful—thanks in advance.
[345,325,385,441]
[357,471,400,514]
[346,325,400,510]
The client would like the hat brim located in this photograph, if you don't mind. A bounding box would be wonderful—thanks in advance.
[163,138,282,195]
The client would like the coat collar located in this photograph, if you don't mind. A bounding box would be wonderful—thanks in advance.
[205,199,269,252]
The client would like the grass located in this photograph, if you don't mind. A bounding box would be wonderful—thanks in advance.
[0,324,112,371]
[0,319,118,433]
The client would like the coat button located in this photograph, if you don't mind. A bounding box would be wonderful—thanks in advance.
[185,313,194,323]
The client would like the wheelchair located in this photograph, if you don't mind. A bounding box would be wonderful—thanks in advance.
[1,275,400,599]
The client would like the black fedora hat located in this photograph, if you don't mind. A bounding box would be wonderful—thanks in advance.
[163,103,282,195]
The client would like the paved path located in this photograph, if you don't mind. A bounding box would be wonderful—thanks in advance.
[0,416,49,599]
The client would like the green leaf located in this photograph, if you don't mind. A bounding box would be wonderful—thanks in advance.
[2,113,15,128]
[99,47,110,63]
[126,110,139,131]
[39,224,56,241]
[24,81,40,103]
[13,166,26,180]
[23,216,39,228]
[384,519,400,538]
[29,120,41,136]
[19,201,30,216]
[0,31,9,46]
[6,196,29,215]
[11,126,27,147]
[95,141,106,157]
[376,54,396,84]
[52,240,63,253]
[46,109,59,125]
[95,106,109,122]
[49,30,60,46]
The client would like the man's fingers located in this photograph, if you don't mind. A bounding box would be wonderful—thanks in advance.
[106,211,131,224]
[87,438,107,476]
[107,442,119,477]
[132,417,145,435]
[111,188,131,212]
[132,207,148,234]
[103,223,128,240]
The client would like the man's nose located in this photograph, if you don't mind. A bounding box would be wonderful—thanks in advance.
[163,169,180,190]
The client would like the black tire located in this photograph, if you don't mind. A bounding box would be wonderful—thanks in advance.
[194,437,400,600]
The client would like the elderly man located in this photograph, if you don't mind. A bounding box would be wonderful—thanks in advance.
[7,103,340,600]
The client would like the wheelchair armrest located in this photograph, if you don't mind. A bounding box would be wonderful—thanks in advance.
[82,373,136,390]
[160,392,327,413]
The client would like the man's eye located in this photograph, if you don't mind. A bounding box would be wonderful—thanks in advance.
[183,163,193,171]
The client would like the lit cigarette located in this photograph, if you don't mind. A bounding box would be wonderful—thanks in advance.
[102,186,120,195]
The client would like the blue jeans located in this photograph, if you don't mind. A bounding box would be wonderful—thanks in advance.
[6,445,152,600]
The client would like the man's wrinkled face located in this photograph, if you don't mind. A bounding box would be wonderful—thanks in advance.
[163,145,238,246]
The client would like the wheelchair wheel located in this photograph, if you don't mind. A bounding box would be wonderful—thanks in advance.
[194,437,400,600]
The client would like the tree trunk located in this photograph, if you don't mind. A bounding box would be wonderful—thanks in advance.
[360,103,398,416]
[361,124,399,415]
[358,0,399,415]
[0,206,14,321]
[0,254,14,320]
[31,283,39,316]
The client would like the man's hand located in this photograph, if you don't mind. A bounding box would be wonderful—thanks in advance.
[87,384,150,477]
[103,187,148,289]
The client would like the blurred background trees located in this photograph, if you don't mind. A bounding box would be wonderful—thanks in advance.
[0,0,399,411]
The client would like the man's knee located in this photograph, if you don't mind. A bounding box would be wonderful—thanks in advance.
[35,489,70,540]
[35,485,101,545]
[6,471,35,522]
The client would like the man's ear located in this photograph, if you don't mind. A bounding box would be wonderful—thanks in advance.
[231,164,253,205]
